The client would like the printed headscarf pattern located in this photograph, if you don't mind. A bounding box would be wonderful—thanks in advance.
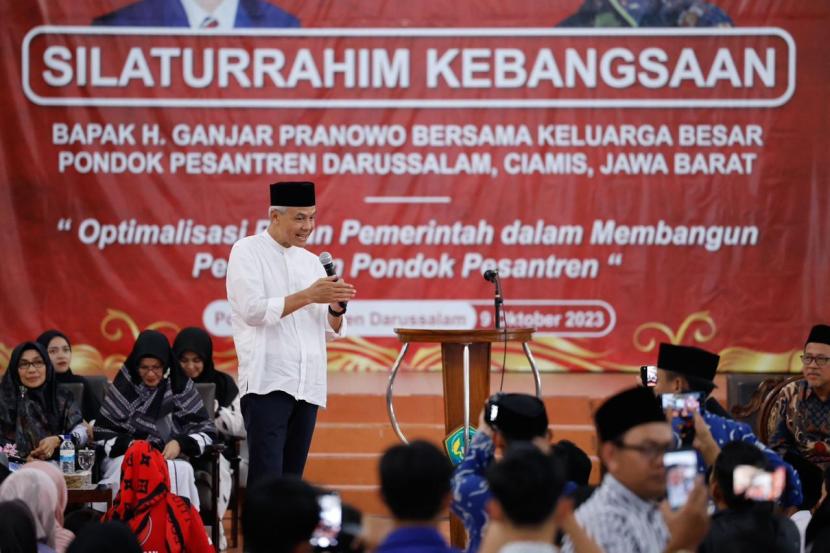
[96,330,215,448]
[173,327,239,408]
[0,342,82,457]
[104,440,195,553]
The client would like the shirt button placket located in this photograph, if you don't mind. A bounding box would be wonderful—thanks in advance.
[288,253,308,400]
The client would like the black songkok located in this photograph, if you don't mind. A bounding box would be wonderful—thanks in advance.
[806,324,830,347]
[487,393,549,441]
[594,386,666,443]
[657,343,719,382]
[269,181,315,207]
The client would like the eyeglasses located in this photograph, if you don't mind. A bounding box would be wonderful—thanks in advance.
[138,365,164,374]
[18,360,46,371]
[801,355,830,368]
[613,440,673,461]
[47,346,71,355]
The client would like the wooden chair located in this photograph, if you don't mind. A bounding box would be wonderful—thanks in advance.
[726,373,789,434]
[731,374,804,443]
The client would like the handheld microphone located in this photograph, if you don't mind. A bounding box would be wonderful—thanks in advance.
[483,269,499,283]
[319,252,347,309]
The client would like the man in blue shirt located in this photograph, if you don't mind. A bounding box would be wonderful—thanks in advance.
[651,343,804,507]
[376,440,459,553]
[451,393,550,553]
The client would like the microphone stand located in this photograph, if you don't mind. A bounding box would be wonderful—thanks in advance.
[493,276,503,330]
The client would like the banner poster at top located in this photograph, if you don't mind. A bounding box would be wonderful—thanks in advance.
[1,0,827,376]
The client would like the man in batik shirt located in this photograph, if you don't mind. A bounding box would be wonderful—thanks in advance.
[770,324,830,509]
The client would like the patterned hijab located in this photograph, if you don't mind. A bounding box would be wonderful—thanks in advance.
[173,327,238,408]
[104,440,195,553]
[0,342,82,457]
[97,330,215,446]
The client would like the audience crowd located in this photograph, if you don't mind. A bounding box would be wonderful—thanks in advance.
[0,324,829,553]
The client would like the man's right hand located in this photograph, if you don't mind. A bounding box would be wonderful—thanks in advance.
[662,476,710,552]
[304,276,356,304]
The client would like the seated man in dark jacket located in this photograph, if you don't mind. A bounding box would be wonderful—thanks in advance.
[376,440,458,553]
[700,440,800,553]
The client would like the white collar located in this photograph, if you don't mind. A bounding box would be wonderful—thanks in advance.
[260,230,292,254]
[499,542,558,553]
[180,0,240,29]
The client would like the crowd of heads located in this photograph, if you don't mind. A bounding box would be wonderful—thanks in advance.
[2,322,830,553]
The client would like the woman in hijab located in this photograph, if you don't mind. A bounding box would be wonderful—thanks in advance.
[0,499,40,553]
[173,327,244,439]
[36,330,101,422]
[96,330,217,508]
[0,469,60,552]
[0,342,88,461]
[21,461,75,553]
[103,440,212,553]
[173,327,243,550]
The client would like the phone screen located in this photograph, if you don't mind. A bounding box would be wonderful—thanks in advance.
[640,366,658,388]
[661,392,702,418]
[310,493,342,550]
[733,465,786,502]
[661,392,701,447]
[664,449,698,510]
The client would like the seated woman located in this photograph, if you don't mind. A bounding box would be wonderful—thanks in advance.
[104,440,212,553]
[96,330,217,509]
[174,327,245,549]
[0,342,88,461]
[37,330,101,422]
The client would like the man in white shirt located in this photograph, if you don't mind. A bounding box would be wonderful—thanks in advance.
[226,181,355,486]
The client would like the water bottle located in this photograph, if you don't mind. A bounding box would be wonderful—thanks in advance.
[59,435,75,474]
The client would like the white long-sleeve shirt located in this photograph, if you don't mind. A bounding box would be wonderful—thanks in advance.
[226,230,346,407]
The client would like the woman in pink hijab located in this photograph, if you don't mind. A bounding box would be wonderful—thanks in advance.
[0,469,58,553]
[21,461,75,553]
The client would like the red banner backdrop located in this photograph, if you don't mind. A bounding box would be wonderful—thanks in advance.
[1,1,828,378]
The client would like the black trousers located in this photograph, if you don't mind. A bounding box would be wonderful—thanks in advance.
[784,451,824,509]
[241,390,318,487]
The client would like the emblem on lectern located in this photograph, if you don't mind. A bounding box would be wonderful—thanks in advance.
[444,426,477,465]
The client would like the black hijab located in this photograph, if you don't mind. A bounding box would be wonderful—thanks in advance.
[97,330,215,448]
[1,342,61,426]
[35,329,71,369]
[0,342,82,457]
[36,330,72,385]
[123,329,188,394]
[36,329,101,421]
[173,327,238,408]
[0,499,39,553]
